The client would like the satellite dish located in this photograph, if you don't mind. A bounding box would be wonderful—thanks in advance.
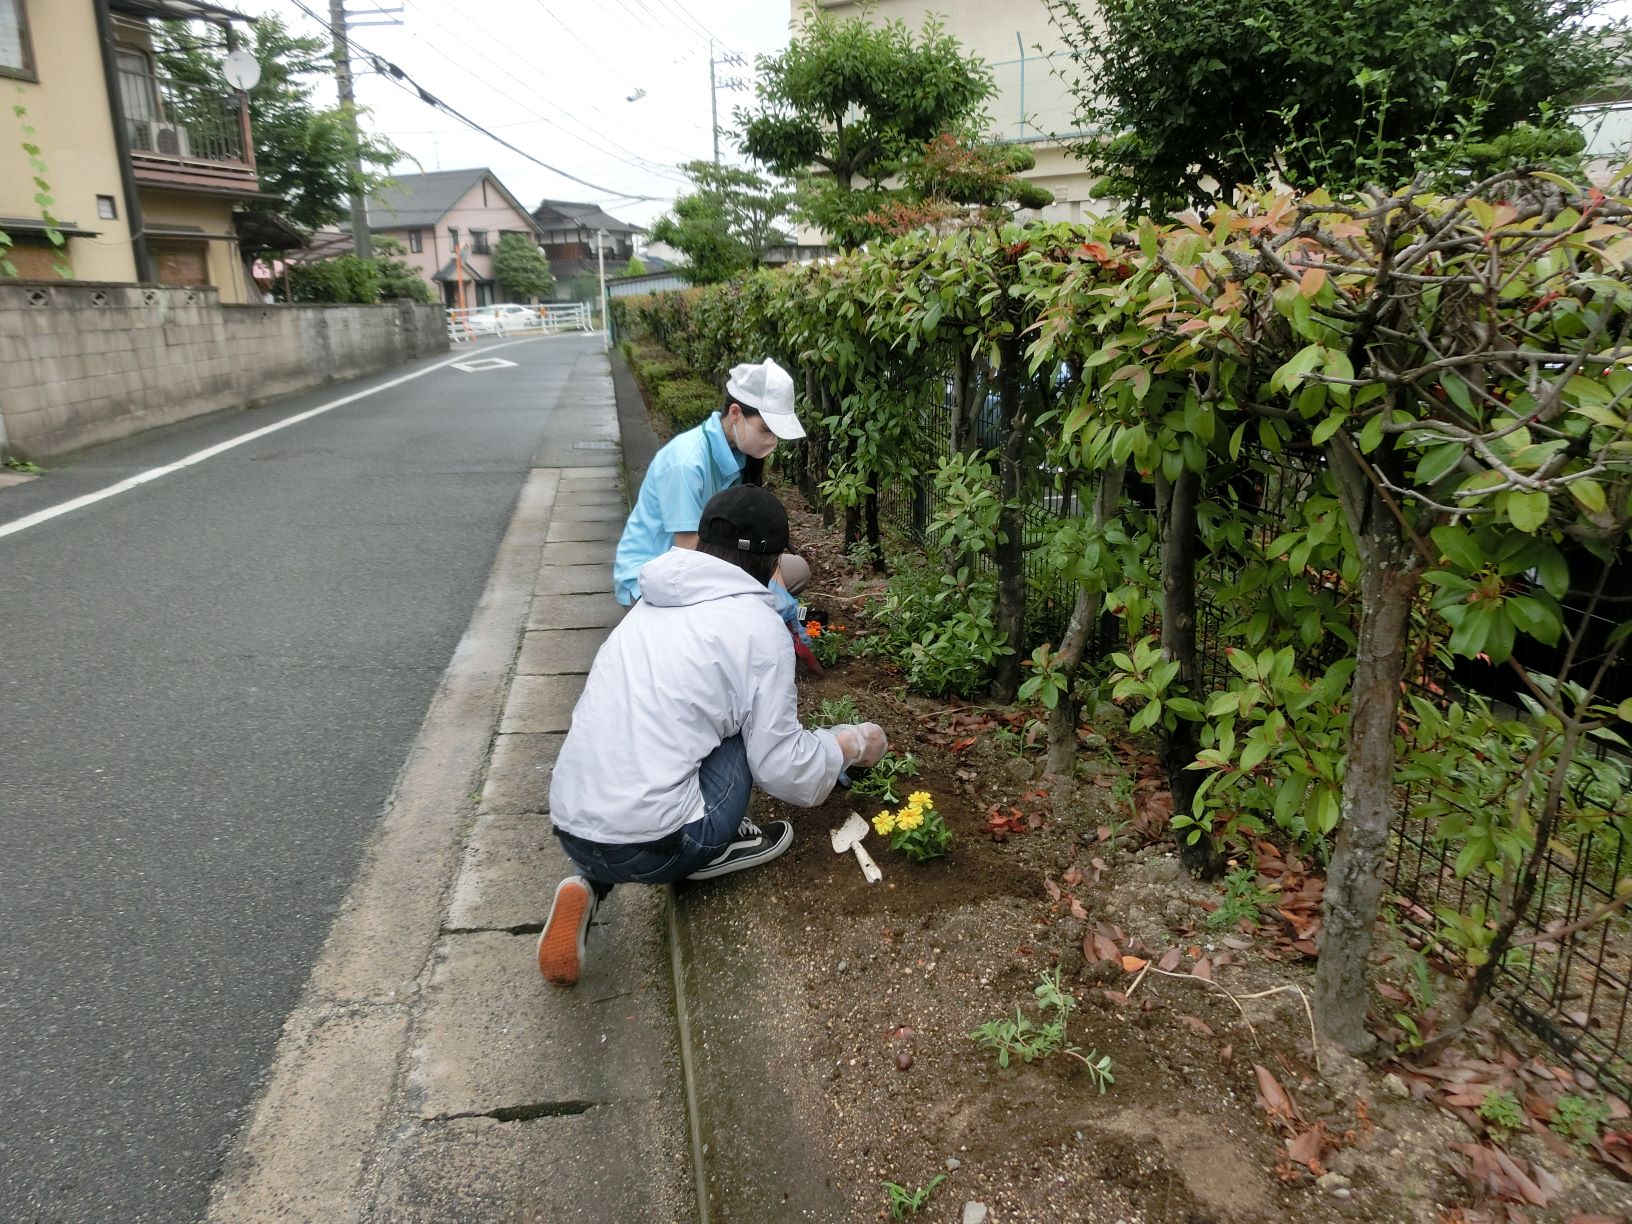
[223,48,261,92]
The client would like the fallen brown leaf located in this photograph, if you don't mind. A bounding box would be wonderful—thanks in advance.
[1121,955,1149,973]
[1178,1014,1215,1037]
[1158,948,1183,972]
[1254,1063,1301,1126]
[1086,933,1120,963]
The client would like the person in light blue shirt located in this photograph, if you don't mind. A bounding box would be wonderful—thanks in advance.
[614,358,811,614]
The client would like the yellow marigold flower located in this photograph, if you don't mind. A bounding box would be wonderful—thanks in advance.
[907,791,933,809]
[896,808,924,831]
[872,811,896,835]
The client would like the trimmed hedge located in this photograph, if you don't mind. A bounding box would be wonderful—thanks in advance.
[655,377,720,430]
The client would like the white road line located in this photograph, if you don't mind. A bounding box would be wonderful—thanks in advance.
[0,335,555,541]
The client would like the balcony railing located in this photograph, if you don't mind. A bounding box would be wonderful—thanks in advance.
[118,66,248,165]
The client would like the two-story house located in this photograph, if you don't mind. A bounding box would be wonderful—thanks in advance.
[530,199,645,298]
[362,168,547,308]
[1,0,273,302]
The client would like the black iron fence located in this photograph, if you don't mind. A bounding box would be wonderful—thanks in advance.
[797,360,1632,1101]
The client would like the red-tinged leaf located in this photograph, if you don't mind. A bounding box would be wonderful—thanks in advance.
[1293,940,1319,957]
[1254,1064,1300,1124]
[1121,955,1149,973]
[1565,1215,1626,1224]
[1192,957,1214,981]
[1090,856,1106,874]
[1098,922,1127,943]
[1212,951,1238,967]
[1043,877,1062,901]
[1158,948,1183,972]
[950,736,976,752]
[1178,1014,1215,1037]
[1062,865,1083,888]
[1027,811,1046,830]
[1100,989,1131,1007]
[1096,825,1112,842]
[1377,983,1410,1003]
[1299,265,1327,297]
[1015,945,1034,957]
[1069,897,1089,921]
[1188,944,1202,959]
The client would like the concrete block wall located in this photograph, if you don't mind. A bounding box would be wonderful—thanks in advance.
[0,282,448,459]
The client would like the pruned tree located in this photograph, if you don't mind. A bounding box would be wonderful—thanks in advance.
[649,161,794,285]
[737,3,995,247]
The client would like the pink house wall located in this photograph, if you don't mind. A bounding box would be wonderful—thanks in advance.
[377,177,542,303]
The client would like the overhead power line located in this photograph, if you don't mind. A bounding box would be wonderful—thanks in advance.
[286,0,668,201]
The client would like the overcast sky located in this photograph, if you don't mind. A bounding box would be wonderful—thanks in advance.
[230,0,798,232]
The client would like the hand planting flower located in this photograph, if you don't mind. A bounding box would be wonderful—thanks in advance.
[874,790,951,862]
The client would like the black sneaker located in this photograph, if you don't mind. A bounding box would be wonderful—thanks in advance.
[686,817,794,881]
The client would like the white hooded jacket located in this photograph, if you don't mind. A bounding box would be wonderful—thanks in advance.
[548,548,844,844]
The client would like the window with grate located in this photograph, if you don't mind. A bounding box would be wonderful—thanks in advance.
[0,0,36,80]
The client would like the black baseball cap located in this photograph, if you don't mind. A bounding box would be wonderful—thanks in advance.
[697,486,789,555]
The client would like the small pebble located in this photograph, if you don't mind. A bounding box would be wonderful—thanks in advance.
[961,1203,988,1224]
[1382,1073,1409,1099]
[1333,1188,1352,1200]
[1317,1172,1351,1194]
[837,960,848,973]
[945,1156,961,1171]
[895,1052,913,1071]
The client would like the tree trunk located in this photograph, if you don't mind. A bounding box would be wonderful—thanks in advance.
[1157,468,1222,879]
[992,340,1027,701]
[1313,441,1425,1053]
[864,490,884,572]
[1047,463,1126,776]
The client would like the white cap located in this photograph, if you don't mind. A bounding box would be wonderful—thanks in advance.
[725,358,805,440]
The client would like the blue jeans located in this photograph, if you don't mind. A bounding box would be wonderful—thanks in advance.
[555,734,752,897]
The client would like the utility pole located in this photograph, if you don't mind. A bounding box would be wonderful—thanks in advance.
[329,0,371,259]
[596,229,607,350]
[709,40,748,165]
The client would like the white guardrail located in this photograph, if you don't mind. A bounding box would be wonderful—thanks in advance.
[445,301,594,345]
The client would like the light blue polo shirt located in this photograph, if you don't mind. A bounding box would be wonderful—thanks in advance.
[614,413,745,604]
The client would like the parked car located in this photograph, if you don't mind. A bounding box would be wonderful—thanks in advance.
[463,304,543,335]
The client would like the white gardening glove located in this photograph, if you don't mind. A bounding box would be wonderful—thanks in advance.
[831,722,888,771]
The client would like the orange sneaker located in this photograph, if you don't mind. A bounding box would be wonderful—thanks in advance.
[538,875,596,986]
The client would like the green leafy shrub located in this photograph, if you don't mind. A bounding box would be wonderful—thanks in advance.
[859,557,1010,697]
[655,378,720,430]
[286,254,380,303]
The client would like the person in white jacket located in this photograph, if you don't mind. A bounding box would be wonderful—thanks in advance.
[539,486,888,986]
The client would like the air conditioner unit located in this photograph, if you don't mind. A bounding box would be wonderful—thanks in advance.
[154,123,191,158]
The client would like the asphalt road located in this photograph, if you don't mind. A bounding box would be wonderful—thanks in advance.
[0,335,599,1223]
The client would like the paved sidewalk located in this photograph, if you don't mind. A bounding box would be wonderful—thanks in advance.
[207,343,694,1222]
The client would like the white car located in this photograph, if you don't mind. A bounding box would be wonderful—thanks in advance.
[463,304,543,335]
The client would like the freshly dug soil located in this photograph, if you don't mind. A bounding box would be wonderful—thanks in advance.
[674,491,1632,1224]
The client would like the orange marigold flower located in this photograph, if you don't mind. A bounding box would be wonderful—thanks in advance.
[806,622,823,638]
